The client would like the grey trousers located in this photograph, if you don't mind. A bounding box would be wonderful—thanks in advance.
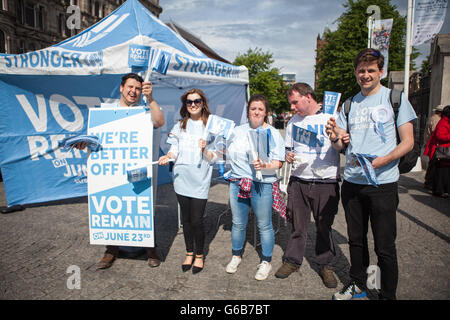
[283,177,339,267]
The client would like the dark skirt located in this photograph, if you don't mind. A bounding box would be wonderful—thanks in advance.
[433,161,450,196]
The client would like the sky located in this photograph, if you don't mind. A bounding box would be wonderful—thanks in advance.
[159,0,450,88]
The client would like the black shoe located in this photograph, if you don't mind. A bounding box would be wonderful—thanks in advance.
[1,205,24,214]
[192,255,204,274]
[182,253,194,272]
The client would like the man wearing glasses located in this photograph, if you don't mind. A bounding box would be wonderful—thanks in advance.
[326,49,416,300]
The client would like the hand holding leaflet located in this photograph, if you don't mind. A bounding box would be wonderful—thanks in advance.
[247,131,263,180]
[352,153,379,187]
[61,134,101,152]
[126,159,174,183]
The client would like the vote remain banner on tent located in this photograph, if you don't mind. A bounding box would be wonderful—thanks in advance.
[87,107,154,247]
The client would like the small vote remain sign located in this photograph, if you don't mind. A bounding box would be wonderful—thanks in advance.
[87,107,154,247]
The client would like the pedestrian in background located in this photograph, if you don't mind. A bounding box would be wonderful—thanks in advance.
[424,105,450,198]
[423,104,444,190]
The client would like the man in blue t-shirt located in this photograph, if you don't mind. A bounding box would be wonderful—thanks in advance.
[326,48,416,300]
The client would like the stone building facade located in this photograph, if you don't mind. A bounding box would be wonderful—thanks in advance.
[0,0,162,54]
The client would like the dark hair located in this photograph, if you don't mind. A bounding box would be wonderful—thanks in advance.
[286,82,317,102]
[121,73,144,86]
[443,105,450,118]
[247,94,269,123]
[354,48,384,70]
[179,88,211,130]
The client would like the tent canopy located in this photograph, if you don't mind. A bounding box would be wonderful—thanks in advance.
[0,0,249,206]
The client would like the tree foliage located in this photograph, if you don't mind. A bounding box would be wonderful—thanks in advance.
[233,48,290,113]
[316,0,419,102]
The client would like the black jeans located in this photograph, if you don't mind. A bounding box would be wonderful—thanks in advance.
[341,180,399,300]
[176,193,207,256]
[283,177,339,267]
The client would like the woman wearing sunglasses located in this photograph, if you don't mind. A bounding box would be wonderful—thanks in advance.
[158,88,215,274]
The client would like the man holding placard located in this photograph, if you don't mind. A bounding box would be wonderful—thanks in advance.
[76,73,164,269]
[274,83,340,289]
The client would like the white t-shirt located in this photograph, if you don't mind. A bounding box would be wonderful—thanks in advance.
[285,112,340,181]
[167,119,213,199]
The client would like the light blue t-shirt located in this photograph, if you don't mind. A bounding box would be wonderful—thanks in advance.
[167,119,213,199]
[227,123,285,183]
[336,86,417,185]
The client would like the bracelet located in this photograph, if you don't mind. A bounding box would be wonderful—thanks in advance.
[331,136,340,143]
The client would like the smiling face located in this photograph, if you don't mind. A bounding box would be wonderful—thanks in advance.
[119,78,142,106]
[185,93,203,119]
[354,61,383,96]
[248,100,267,128]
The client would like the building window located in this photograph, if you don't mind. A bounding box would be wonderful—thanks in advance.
[94,1,100,17]
[36,5,45,31]
[58,13,70,37]
[16,0,24,24]
[59,13,65,36]
[24,1,35,27]
[0,30,6,53]
[88,0,93,15]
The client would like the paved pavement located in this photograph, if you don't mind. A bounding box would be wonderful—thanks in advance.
[0,166,449,301]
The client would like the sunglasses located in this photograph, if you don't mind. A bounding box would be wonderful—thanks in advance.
[186,98,203,106]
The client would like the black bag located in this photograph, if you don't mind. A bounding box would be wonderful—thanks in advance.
[343,88,420,174]
[434,146,450,161]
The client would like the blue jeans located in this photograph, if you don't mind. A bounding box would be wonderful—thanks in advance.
[229,181,274,262]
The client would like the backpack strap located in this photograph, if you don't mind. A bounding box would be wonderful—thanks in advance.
[343,97,352,128]
[390,88,402,121]
[389,88,403,144]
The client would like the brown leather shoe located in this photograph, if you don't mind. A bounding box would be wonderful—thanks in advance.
[275,261,299,279]
[319,265,338,288]
[147,248,161,268]
[97,253,116,269]
[147,257,161,267]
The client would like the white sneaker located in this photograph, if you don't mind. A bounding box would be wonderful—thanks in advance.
[226,256,242,274]
[255,261,272,281]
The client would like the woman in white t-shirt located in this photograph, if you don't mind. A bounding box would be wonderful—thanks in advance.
[158,88,215,274]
